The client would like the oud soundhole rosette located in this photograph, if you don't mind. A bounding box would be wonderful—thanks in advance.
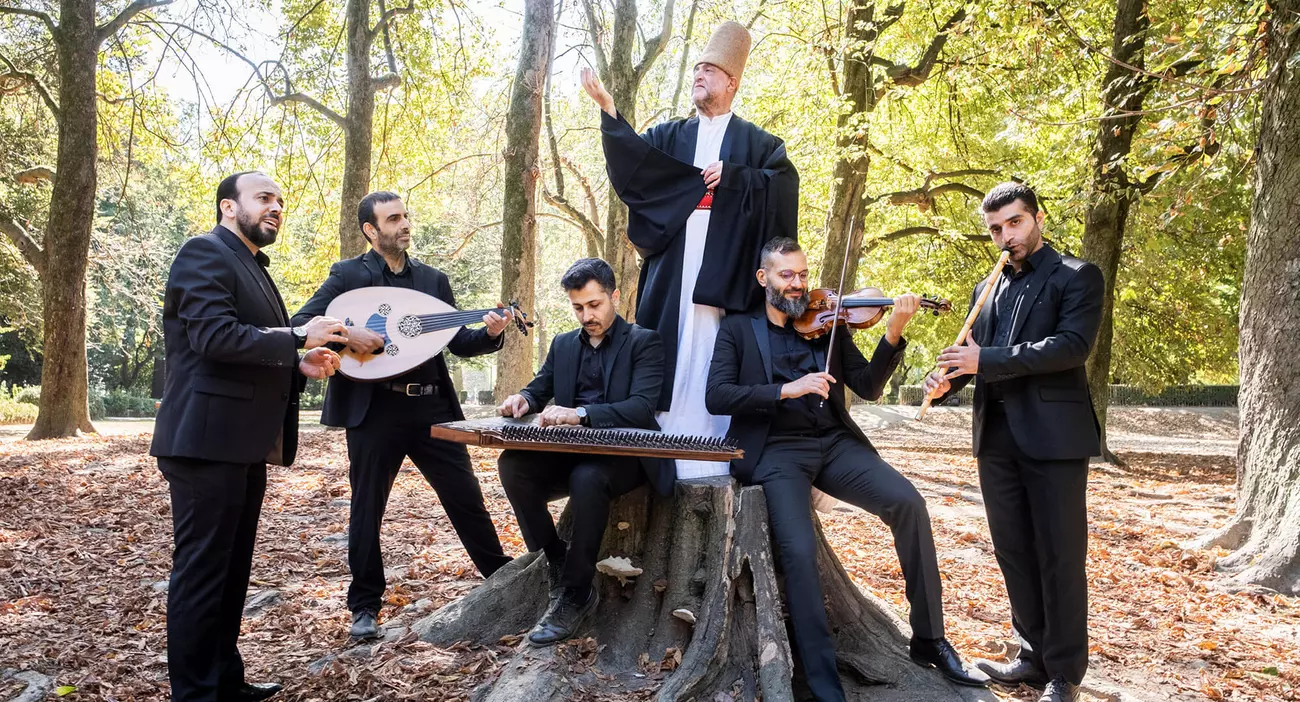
[384,344,399,356]
[397,315,422,339]
[377,304,392,317]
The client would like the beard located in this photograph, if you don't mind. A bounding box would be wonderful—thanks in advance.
[236,208,278,247]
[766,284,809,318]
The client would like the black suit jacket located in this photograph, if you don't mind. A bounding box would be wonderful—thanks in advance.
[706,311,906,480]
[518,316,671,495]
[291,250,503,429]
[937,244,1104,460]
[150,226,305,465]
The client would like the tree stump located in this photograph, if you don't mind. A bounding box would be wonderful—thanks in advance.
[414,476,995,701]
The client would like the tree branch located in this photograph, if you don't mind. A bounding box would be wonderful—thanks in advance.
[634,0,675,81]
[369,0,414,43]
[0,5,57,38]
[542,187,604,255]
[146,20,348,127]
[0,214,46,275]
[578,0,608,78]
[0,52,59,120]
[861,225,983,254]
[882,7,966,88]
[97,0,173,45]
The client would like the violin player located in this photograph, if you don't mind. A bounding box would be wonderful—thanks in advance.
[291,191,513,640]
[704,237,988,701]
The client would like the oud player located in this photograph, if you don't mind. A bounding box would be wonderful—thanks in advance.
[292,191,512,640]
[496,258,668,646]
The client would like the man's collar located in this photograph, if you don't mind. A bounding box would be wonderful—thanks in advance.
[214,224,271,267]
[1004,242,1053,276]
[367,247,411,275]
[698,111,733,126]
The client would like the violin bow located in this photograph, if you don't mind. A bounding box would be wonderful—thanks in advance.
[916,247,1011,420]
[821,211,857,408]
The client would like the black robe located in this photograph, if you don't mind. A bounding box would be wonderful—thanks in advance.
[601,110,799,411]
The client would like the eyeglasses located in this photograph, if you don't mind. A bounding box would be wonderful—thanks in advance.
[774,270,810,283]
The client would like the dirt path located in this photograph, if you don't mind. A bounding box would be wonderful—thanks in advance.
[2,408,1293,702]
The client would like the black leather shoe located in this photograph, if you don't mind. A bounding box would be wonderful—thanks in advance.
[1039,678,1079,702]
[349,609,380,640]
[527,586,598,646]
[909,637,989,687]
[974,657,1049,688]
[234,682,282,701]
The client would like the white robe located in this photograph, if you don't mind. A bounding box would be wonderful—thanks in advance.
[656,112,734,479]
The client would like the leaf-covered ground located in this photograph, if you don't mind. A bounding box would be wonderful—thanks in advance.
[0,407,1293,701]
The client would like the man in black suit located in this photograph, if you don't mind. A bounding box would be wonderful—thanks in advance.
[292,191,513,639]
[706,237,986,702]
[496,258,666,646]
[151,171,345,702]
[924,182,1104,702]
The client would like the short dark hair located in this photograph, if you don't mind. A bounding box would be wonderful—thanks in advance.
[981,182,1039,216]
[215,171,260,224]
[760,236,802,268]
[561,257,617,293]
[358,191,403,240]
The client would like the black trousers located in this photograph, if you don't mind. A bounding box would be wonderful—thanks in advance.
[159,457,266,702]
[978,402,1089,684]
[345,401,510,614]
[747,429,945,702]
[497,450,645,590]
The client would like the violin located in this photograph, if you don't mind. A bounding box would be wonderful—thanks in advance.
[793,287,952,340]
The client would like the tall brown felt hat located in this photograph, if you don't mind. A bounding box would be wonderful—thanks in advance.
[695,21,752,80]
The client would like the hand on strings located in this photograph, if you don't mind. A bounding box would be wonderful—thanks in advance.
[579,67,616,117]
[936,337,981,377]
[344,327,385,355]
[302,316,348,349]
[922,370,951,398]
[781,371,836,400]
[885,293,921,342]
[483,306,513,338]
[498,394,531,418]
[539,405,581,427]
[299,347,341,379]
[702,161,723,189]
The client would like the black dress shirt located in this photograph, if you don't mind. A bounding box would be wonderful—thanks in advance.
[575,329,609,407]
[986,245,1051,400]
[767,320,839,435]
[368,250,450,412]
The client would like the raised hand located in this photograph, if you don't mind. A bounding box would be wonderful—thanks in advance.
[483,306,513,338]
[936,336,981,377]
[579,67,616,117]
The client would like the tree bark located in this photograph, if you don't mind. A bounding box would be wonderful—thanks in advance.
[1080,0,1151,465]
[415,478,994,701]
[337,0,377,260]
[27,0,99,439]
[1197,2,1300,594]
[494,0,554,402]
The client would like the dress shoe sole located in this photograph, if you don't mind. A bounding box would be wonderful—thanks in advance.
[979,671,1049,689]
[910,655,990,688]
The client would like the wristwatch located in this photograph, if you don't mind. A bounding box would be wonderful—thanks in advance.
[291,325,308,349]
[575,406,589,426]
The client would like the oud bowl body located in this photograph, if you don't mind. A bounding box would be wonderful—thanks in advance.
[324,287,461,381]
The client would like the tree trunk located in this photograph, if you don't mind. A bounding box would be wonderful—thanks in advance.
[1080,0,1150,466]
[494,0,554,402]
[1197,2,1300,594]
[817,3,879,291]
[601,7,642,321]
[415,478,994,701]
[338,0,376,260]
[28,0,98,439]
